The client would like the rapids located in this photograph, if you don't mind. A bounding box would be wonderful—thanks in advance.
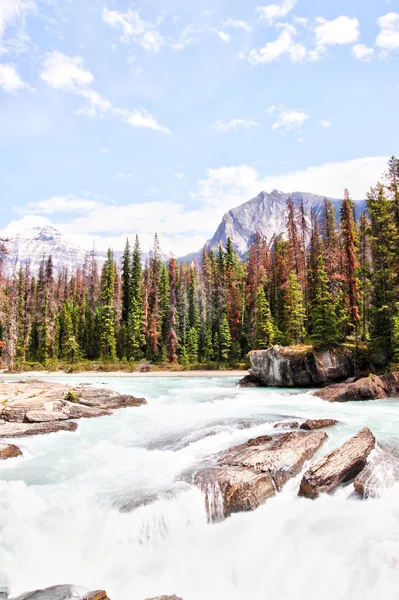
[1,375,399,600]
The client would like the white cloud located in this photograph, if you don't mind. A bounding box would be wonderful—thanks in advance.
[24,195,102,215]
[257,0,297,25]
[0,0,36,51]
[352,44,374,61]
[99,147,109,154]
[214,29,230,43]
[268,105,309,131]
[376,12,399,52]
[222,18,252,32]
[320,119,332,128]
[314,16,359,50]
[214,118,259,132]
[116,172,135,179]
[102,8,147,41]
[0,63,27,91]
[247,23,306,64]
[174,172,186,179]
[140,30,165,52]
[40,51,170,132]
[116,107,171,133]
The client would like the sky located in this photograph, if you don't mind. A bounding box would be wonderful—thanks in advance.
[0,0,398,257]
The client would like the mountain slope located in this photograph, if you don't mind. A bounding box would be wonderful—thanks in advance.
[204,189,366,257]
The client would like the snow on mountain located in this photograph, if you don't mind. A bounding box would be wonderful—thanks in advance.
[204,189,366,257]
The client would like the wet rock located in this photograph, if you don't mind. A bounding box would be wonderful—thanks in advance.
[78,392,147,409]
[10,585,86,600]
[0,421,78,438]
[315,372,399,402]
[354,444,399,497]
[137,362,152,373]
[25,410,69,423]
[273,421,299,429]
[145,596,183,600]
[245,434,273,446]
[299,419,339,430]
[81,593,110,600]
[0,443,22,459]
[299,427,376,499]
[63,404,112,419]
[240,344,361,387]
[195,431,328,517]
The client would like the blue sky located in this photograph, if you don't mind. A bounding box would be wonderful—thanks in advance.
[0,0,398,256]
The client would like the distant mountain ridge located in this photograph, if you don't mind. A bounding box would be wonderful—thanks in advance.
[203,189,366,258]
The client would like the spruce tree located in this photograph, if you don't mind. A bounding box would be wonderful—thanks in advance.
[310,255,339,347]
[99,249,116,360]
[219,312,232,361]
[254,287,275,349]
[285,271,306,345]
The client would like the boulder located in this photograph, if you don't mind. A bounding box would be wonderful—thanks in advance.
[62,404,112,419]
[240,344,361,387]
[298,427,376,499]
[25,410,69,423]
[78,392,147,409]
[0,421,78,438]
[315,372,399,402]
[299,419,339,430]
[81,593,110,600]
[195,431,328,518]
[0,443,22,459]
[273,421,299,429]
[354,444,399,497]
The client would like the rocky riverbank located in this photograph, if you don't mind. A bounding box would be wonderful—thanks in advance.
[315,372,399,402]
[0,380,146,444]
[240,344,367,387]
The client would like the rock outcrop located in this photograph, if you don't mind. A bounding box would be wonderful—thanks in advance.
[299,427,376,499]
[195,430,328,518]
[354,444,399,497]
[240,345,361,387]
[0,443,22,459]
[315,372,399,402]
[0,380,146,439]
[300,419,339,430]
[9,585,110,600]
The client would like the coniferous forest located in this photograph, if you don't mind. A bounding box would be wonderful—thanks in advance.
[0,156,399,372]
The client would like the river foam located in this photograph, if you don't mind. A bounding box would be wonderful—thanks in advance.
[1,375,399,600]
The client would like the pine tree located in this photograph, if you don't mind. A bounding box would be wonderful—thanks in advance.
[167,257,179,363]
[219,312,232,361]
[285,271,306,345]
[310,255,339,347]
[340,189,360,336]
[99,249,116,360]
[253,287,275,349]
[187,326,199,363]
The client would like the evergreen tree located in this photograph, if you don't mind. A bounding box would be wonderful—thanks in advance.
[285,271,306,345]
[219,312,232,361]
[99,249,117,360]
[310,255,339,347]
[187,326,199,363]
[254,287,275,349]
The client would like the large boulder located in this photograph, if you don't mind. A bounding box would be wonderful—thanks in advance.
[195,430,328,518]
[315,372,399,402]
[25,410,69,423]
[0,443,22,459]
[0,421,78,438]
[299,427,376,499]
[300,419,339,430]
[354,444,399,497]
[240,345,361,387]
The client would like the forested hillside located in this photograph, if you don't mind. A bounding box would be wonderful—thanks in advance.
[1,157,398,371]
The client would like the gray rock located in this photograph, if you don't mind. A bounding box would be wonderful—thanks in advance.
[0,443,23,459]
[354,444,399,498]
[25,410,69,423]
[316,372,399,402]
[241,345,360,387]
[0,421,78,438]
[10,585,86,600]
[299,427,376,499]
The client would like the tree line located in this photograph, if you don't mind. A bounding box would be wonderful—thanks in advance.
[0,156,399,370]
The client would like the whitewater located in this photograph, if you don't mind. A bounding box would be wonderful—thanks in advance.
[1,375,399,600]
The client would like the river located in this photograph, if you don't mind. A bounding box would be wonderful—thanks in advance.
[1,375,399,600]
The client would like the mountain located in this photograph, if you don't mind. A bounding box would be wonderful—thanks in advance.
[5,225,89,274]
[203,189,366,258]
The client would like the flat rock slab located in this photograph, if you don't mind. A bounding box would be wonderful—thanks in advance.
[0,421,78,438]
[63,404,112,419]
[299,427,376,499]
[25,410,69,423]
[273,421,299,429]
[354,444,399,497]
[0,442,22,459]
[315,372,399,402]
[195,431,328,518]
[300,419,339,430]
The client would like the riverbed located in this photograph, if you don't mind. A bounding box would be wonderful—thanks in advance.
[1,375,399,600]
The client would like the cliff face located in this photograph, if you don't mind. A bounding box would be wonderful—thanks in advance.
[241,345,362,387]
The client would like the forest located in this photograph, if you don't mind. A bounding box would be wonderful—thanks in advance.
[0,156,398,372]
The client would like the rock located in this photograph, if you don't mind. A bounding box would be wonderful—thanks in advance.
[145,596,183,600]
[78,392,147,409]
[245,434,273,446]
[63,404,112,419]
[298,427,376,499]
[273,421,299,429]
[195,431,328,517]
[136,362,152,373]
[0,421,78,438]
[238,375,260,388]
[0,443,22,459]
[299,419,339,430]
[240,344,362,387]
[354,444,399,497]
[315,372,399,402]
[25,410,69,423]
[10,587,110,600]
